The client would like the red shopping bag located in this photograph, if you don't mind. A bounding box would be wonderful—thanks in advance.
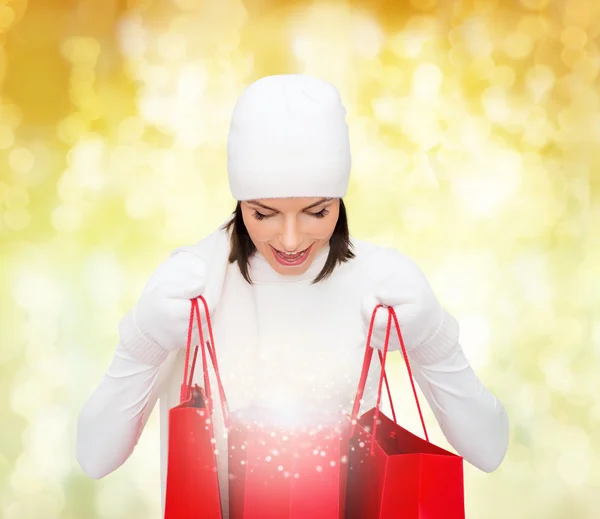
[164,297,230,519]
[346,305,465,519]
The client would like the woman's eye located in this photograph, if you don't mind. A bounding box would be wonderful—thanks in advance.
[311,208,329,219]
[252,211,273,221]
[253,209,328,220]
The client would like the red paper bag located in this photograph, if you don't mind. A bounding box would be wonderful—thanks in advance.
[164,297,230,519]
[346,305,465,519]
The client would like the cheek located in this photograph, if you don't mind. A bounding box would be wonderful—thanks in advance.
[306,217,337,239]
[242,214,275,243]
[308,207,340,239]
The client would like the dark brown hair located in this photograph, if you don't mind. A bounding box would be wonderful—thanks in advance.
[222,199,355,284]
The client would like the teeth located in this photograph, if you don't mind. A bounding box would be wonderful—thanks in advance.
[276,248,306,260]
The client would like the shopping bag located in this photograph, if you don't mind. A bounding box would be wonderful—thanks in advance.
[164,296,230,519]
[346,305,465,519]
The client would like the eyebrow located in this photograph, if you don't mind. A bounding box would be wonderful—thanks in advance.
[246,197,333,212]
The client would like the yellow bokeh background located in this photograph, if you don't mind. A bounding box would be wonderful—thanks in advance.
[1,0,599,517]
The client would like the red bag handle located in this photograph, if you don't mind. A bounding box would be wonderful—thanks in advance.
[181,296,230,427]
[351,305,429,454]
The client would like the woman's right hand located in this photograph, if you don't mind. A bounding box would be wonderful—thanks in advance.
[118,251,208,364]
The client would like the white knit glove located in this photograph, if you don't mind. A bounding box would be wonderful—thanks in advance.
[118,251,209,365]
[360,249,460,366]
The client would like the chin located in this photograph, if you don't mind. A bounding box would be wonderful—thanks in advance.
[270,259,313,276]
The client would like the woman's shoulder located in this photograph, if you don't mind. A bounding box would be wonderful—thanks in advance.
[169,224,230,260]
[156,224,231,281]
[348,236,423,277]
[350,236,402,261]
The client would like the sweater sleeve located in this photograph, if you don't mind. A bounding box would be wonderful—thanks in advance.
[76,340,177,479]
[407,337,509,473]
[365,246,509,472]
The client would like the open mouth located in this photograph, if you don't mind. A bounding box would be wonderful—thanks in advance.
[271,244,313,267]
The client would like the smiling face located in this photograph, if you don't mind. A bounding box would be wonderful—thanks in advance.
[240,197,340,276]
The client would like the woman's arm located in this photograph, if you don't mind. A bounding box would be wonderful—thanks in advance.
[75,228,230,479]
[76,249,209,478]
[76,316,177,479]
[363,248,509,472]
[408,336,509,473]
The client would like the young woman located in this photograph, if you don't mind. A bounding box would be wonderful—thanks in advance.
[76,74,509,517]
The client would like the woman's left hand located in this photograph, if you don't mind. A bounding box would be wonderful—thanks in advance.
[359,249,458,363]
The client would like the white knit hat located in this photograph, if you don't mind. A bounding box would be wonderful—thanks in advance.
[227,74,351,201]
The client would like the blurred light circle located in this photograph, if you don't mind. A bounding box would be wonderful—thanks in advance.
[492,65,516,89]
[389,29,427,59]
[138,93,169,125]
[572,55,600,83]
[556,428,590,487]
[0,124,15,149]
[117,14,148,58]
[518,0,550,9]
[525,64,555,102]
[352,17,383,59]
[461,19,493,58]
[412,63,442,100]
[410,0,437,9]
[561,26,588,50]
[482,86,511,123]
[448,45,469,67]
[4,207,30,231]
[157,31,187,61]
[0,5,15,32]
[61,37,101,66]
[8,148,35,174]
[117,116,145,143]
[518,15,550,39]
[56,172,84,203]
[13,272,64,316]
[51,205,83,233]
[0,103,22,128]
[561,48,583,69]
[56,114,89,144]
[502,32,534,60]
[4,186,29,208]
[468,57,495,80]
[125,191,158,220]
[146,64,171,89]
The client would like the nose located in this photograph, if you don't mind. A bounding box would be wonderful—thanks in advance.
[280,216,303,252]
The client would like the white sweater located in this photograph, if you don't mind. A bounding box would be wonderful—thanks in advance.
[76,226,509,518]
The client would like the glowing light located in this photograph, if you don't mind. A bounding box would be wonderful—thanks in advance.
[0,124,15,149]
[561,26,588,50]
[525,65,556,102]
[51,205,83,233]
[3,207,30,231]
[8,148,35,174]
[502,32,534,60]
[3,186,29,208]
[411,63,443,101]
[0,5,16,31]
